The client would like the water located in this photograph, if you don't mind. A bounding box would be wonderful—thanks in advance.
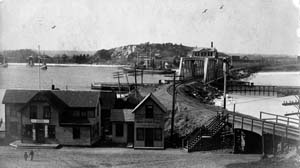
[216,71,300,119]
[0,64,170,90]
[0,64,171,130]
[242,71,300,86]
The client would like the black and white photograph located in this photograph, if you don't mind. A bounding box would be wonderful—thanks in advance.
[0,0,300,167]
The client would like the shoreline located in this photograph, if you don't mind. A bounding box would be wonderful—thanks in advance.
[7,63,127,68]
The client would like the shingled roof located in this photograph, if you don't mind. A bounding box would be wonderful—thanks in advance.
[110,109,134,122]
[2,89,101,108]
[2,90,39,104]
[52,90,100,108]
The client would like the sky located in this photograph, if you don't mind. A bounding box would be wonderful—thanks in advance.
[0,0,300,55]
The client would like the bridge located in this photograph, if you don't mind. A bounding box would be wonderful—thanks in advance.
[229,112,299,140]
[178,57,223,83]
[183,110,299,153]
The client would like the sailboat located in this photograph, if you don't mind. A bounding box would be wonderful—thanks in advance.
[40,57,47,70]
[1,56,8,68]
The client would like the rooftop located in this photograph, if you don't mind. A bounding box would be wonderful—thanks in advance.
[2,89,112,108]
[110,109,134,122]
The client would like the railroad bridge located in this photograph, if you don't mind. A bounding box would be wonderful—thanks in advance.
[178,57,223,83]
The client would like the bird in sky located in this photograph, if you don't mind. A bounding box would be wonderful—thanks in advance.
[202,9,208,14]
[51,25,56,29]
[220,5,224,9]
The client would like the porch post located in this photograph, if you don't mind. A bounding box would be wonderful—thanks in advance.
[45,124,48,138]
[32,124,36,141]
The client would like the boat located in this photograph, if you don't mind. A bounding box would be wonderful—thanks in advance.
[41,63,47,70]
[40,60,47,70]
[121,66,174,74]
[28,56,34,67]
[1,56,8,68]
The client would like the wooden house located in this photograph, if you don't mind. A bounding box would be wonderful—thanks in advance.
[2,89,104,146]
[110,109,134,145]
[110,93,167,149]
[132,93,166,149]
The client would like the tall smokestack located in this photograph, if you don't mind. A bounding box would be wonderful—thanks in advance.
[211,41,213,48]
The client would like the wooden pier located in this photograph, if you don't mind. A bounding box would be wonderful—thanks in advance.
[227,84,300,97]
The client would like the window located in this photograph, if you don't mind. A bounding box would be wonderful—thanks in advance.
[48,125,56,139]
[136,128,144,141]
[145,105,153,118]
[29,105,37,119]
[88,110,95,118]
[43,106,51,119]
[73,127,80,139]
[80,111,87,118]
[115,123,123,137]
[154,128,162,141]
[73,111,80,118]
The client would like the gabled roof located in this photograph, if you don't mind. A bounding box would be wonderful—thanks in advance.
[2,89,101,108]
[110,109,134,122]
[2,90,39,104]
[132,93,167,113]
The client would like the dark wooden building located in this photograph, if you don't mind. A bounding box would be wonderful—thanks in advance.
[2,89,105,146]
[132,93,166,149]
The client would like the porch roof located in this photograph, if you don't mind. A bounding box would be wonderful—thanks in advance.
[110,109,134,122]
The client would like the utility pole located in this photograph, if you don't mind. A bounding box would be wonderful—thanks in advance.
[38,45,41,90]
[141,69,144,85]
[134,64,137,97]
[170,71,176,147]
[113,71,124,97]
[223,58,227,110]
[165,71,183,147]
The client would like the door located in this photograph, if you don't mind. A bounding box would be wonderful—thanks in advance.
[127,123,134,143]
[35,124,45,143]
[145,128,154,147]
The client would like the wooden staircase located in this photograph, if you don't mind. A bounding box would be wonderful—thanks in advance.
[183,114,229,152]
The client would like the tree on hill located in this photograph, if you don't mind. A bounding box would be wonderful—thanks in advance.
[93,49,112,62]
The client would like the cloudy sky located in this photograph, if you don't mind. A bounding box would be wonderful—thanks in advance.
[0,0,299,55]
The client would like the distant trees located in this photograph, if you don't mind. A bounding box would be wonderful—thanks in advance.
[72,54,90,64]
[93,49,112,61]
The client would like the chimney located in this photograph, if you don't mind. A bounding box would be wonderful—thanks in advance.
[211,41,214,48]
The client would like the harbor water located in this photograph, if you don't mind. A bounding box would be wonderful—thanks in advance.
[1,66,300,129]
[215,71,300,119]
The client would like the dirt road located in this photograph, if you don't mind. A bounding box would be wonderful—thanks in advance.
[0,146,261,168]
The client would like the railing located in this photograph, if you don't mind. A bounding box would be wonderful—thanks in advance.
[183,113,229,151]
[228,112,300,141]
[260,111,299,128]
